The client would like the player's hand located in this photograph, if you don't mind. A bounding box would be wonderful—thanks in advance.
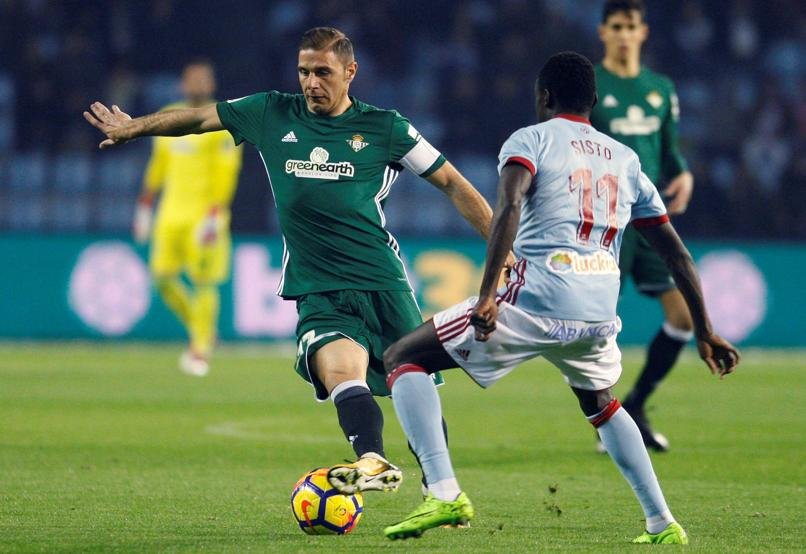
[83,102,135,149]
[470,296,499,342]
[132,195,153,245]
[197,207,222,246]
[696,333,740,379]
[663,171,693,215]
[502,251,517,284]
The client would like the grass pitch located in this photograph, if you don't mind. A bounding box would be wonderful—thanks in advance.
[0,343,803,552]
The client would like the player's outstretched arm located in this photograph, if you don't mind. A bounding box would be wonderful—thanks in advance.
[470,163,532,342]
[426,162,494,239]
[83,102,223,149]
[637,222,740,377]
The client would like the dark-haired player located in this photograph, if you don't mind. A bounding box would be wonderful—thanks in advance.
[591,0,694,452]
[382,52,738,542]
[84,27,497,495]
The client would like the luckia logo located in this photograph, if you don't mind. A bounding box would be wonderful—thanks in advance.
[546,250,619,275]
[548,252,573,273]
[346,134,369,152]
[285,147,355,180]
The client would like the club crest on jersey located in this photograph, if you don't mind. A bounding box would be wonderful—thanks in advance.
[346,134,369,152]
[546,250,619,275]
[646,91,664,109]
[285,147,355,180]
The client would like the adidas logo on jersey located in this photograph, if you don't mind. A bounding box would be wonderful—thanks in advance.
[455,348,471,361]
[281,131,298,143]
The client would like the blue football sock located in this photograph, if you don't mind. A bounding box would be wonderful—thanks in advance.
[390,370,458,498]
[593,403,675,532]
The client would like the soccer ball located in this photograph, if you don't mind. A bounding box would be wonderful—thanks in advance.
[290,468,364,535]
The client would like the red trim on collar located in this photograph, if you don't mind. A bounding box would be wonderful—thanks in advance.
[554,113,592,125]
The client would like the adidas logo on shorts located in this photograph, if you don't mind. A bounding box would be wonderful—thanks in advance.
[455,348,471,361]
[282,131,298,143]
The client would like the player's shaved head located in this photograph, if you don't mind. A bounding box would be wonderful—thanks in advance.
[602,0,645,23]
[536,52,597,117]
[299,27,355,66]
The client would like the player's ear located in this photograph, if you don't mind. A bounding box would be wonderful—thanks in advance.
[591,92,598,110]
[597,23,607,42]
[345,61,358,83]
[544,89,554,109]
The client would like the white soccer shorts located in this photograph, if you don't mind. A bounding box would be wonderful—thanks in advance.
[433,297,623,391]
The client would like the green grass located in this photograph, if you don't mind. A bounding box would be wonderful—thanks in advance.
[0,343,803,552]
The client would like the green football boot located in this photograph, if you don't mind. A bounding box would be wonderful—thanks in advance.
[632,522,689,544]
[384,492,474,540]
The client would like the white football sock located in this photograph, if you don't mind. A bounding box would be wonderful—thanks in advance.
[592,403,676,534]
[428,478,462,502]
[391,370,459,495]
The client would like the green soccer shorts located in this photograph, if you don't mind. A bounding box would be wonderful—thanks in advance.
[619,224,676,297]
[294,289,443,401]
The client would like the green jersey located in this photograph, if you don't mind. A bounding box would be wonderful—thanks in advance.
[591,65,688,185]
[216,92,446,298]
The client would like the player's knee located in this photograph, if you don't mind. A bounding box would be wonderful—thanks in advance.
[667,312,694,333]
[662,291,694,332]
[382,341,406,374]
[572,387,615,418]
[188,272,223,288]
[152,275,175,293]
[318,366,365,394]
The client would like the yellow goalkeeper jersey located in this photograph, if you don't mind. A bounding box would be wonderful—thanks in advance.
[144,102,243,225]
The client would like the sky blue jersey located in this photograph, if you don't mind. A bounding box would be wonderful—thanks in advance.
[497,114,668,321]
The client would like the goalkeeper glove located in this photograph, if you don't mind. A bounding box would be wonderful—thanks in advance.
[133,193,154,244]
[197,206,223,246]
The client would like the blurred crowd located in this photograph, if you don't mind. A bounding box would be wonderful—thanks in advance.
[0,0,803,239]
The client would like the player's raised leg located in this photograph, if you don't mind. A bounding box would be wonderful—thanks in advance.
[319,339,402,494]
[382,321,474,539]
[573,386,688,544]
[622,288,693,451]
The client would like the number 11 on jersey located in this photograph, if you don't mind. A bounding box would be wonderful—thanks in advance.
[569,168,619,249]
